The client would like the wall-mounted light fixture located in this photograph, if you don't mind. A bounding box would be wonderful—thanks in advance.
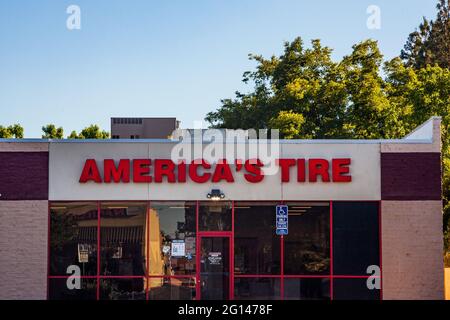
[207,189,225,201]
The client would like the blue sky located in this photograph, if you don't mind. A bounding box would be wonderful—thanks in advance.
[0,0,438,137]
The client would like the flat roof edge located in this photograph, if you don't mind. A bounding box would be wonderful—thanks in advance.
[0,138,434,144]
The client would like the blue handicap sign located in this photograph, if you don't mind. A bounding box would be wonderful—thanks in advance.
[276,205,288,235]
[276,205,288,216]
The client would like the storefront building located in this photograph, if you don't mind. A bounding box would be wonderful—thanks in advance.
[0,117,444,300]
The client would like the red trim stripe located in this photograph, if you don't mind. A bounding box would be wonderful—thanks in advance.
[96,201,100,300]
[330,200,333,300]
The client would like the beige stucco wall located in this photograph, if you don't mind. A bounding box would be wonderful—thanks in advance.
[381,200,444,299]
[0,201,48,299]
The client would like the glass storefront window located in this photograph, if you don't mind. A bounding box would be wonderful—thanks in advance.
[149,277,196,300]
[48,200,381,300]
[234,277,281,300]
[332,202,380,275]
[100,278,146,300]
[150,202,197,276]
[100,202,147,276]
[50,202,98,276]
[284,202,330,275]
[49,278,97,300]
[284,278,330,300]
[199,201,232,231]
[234,202,281,275]
[333,278,380,300]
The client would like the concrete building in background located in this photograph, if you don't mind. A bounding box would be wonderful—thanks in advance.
[111,117,180,139]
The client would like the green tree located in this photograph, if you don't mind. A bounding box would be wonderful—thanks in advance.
[68,124,109,139]
[206,38,408,139]
[42,124,64,139]
[68,130,79,139]
[268,110,305,139]
[206,36,450,264]
[0,124,24,138]
[401,0,450,68]
[206,38,350,139]
[340,41,408,139]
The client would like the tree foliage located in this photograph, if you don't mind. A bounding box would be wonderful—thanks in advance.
[0,124,24,138]
[42,124,64,139]
[401,0,450,69]
[268,110,305,139]
[206,38,416,140]
[68,124,109,139]
[205,35,450,262]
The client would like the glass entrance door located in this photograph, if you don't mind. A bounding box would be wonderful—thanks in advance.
[199,236,231,300]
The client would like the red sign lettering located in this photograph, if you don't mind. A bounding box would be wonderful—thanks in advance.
[79,158,352,184]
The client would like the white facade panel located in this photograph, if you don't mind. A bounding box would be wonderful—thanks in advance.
[281,143,381,200]
[49,143,149,200]
[49,141,381,201]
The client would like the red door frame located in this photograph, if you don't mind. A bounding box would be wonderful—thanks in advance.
[196,232,233,300]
